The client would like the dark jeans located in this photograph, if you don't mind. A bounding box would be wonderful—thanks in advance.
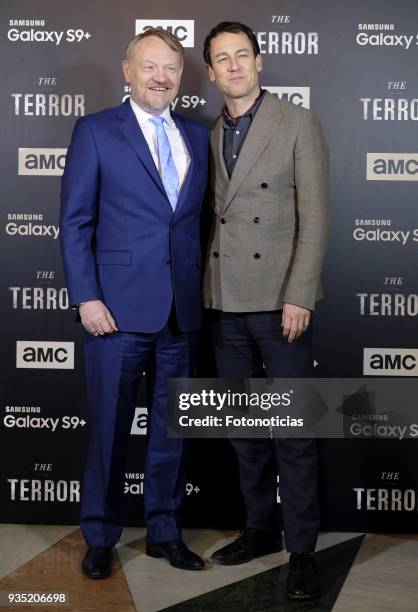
[211,310,319,552]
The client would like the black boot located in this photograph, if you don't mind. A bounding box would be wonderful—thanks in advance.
[286,552,321,599]
[211,528,282,565]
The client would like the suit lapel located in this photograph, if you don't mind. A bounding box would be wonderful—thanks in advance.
[172,113,193,214]
[222,93,283,213]
[117,100,168,204]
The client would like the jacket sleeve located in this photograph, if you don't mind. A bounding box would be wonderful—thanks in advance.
[59,117,101,307]
[282,110,331,311]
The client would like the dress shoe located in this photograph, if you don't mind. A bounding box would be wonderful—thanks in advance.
[211,528,282,565]
[286,552,321,599]
[146,539,204,570]
[82,546,113,579]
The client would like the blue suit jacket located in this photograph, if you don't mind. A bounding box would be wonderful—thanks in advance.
[60,99,209,333]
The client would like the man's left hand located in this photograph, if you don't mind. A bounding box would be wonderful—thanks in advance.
[282,303,311,342]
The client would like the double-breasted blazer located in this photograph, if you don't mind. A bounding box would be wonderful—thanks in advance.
[203,91,330,312]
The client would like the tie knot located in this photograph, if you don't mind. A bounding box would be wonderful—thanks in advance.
[149,116,165,127]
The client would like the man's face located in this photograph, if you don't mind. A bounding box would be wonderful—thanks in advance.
[123,36,183,114]
[207,31,262,101]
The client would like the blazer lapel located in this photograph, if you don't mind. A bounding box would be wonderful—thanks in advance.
[223,93,283,213]
[117,100,168,203]
[212,117,229,215]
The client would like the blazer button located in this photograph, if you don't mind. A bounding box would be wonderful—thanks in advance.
[253,217,260,223]
[260,182,268,189]
[167,259,172,265]
[254,253,261,259]
[213,251,219,258]
[220,217,226,224]
[170,224,176,230]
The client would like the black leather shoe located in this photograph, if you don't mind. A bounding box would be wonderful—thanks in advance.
[286,552,321,600]
[146,539,204,570]
[82,546,113,579]
[211,528,283,565]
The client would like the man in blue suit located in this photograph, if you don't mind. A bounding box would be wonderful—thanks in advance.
[60,28,208,578]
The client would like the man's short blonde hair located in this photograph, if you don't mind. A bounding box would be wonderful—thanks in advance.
[126,28,184,62]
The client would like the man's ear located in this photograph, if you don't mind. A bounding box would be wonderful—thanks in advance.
[122,59,131,83]
[255,54,263,73]
[206,63,216,82]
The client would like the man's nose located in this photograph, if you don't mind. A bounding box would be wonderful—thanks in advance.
[153,69,167,82]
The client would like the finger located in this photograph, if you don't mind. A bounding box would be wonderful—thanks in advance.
[282,313,291,337]
[105,311,118,332]
[93,321,105,336]
[287,319,299,342]
[295,316,305,338]
[99,318,112,334]
[304,313,310,329]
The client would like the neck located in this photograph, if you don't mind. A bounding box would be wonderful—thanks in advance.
[225,87,261,118]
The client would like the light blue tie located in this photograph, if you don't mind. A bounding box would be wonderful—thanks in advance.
[149,116,179,211]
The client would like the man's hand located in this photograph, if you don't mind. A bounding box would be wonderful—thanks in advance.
[79,300,118,336]
[281,303,310,343]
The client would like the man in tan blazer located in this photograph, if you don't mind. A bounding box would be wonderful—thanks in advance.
[203,21,330,600]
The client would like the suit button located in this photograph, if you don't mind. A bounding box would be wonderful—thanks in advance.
[254,253,261,259]
[260,182,268,189]
[167,259,172,265]
[213,251,219,258]
[220,217,226,224]
[253,217,260,223]
[171,224,176,230]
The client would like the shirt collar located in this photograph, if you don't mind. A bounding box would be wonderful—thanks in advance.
[222,89,265,127]
[129,97,174,128]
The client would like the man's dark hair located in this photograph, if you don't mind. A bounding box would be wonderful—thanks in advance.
[203,21,260,67]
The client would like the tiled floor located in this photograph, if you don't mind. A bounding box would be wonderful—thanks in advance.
[1,525,418,611]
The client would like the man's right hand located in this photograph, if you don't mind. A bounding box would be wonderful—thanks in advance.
[79,300,118,335]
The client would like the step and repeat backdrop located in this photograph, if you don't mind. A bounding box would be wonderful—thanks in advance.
[1,0,417,532]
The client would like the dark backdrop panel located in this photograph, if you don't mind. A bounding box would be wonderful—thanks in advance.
[1,0,417,531]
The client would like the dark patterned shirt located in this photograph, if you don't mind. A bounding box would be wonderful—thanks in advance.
[222,89,265,177]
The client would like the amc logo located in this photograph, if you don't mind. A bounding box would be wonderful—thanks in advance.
[363,348,418,376]
[135,20,194,47]
[130,407,149,435]
[16,341,74,369]
[264,86,310,109]
[367,153,418,181]
[18,148,67,176]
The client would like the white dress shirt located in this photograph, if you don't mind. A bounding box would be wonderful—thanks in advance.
[130,98,190,188]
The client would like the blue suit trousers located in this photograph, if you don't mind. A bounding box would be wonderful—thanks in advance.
[80,320,195,547]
